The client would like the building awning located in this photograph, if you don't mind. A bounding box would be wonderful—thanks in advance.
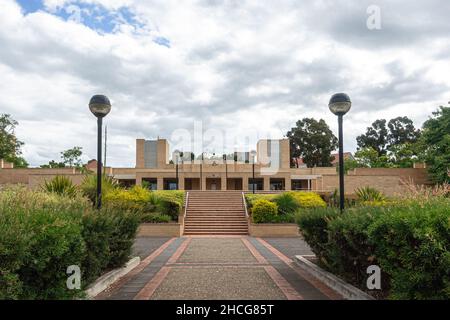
[112,174,136,180]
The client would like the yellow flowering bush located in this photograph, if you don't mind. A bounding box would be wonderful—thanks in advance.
[288,191,326,208]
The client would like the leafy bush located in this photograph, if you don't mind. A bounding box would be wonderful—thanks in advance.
[296,197,450,299]
[327,209,379,288]
[81,207,139,284]
[368,200,450,299]
[152,191,184,220]
[251,199,278,223]
[0,186,139,299]
[273,192,300,215]
[0,187,87,299]
[355,186,386,202]
[288,191,327,208]
[244,194,277,211]
[80,174,119,205]
[295,207,340,267]
[42,175,78,198]
[104,185,154,212]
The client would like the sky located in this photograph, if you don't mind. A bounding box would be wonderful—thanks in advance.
[1,0,450,167]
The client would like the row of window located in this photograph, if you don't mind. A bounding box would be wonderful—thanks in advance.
[119,178,311,191]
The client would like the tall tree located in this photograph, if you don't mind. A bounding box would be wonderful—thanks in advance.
[61,146,83,167]
[40,160,66,169]
[0,114,28,168]
[421,106,450,183]
[387,116,421,146]
[354,147,392,168]
[356,119,389,156]
[287,118,338,168]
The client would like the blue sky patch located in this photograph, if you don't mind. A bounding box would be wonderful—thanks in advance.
[16,0,170,46]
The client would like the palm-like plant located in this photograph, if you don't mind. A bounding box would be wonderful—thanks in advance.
[42,175,78,198]
[355,186,385,202]
[80,174,119,204]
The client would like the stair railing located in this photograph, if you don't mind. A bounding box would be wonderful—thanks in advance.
[242,192,249,218]
[184,191,189,217]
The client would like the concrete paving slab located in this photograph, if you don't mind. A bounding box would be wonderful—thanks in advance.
[177,238,257,263]
[151,267,286,300]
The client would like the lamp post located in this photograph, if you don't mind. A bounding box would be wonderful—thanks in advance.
[328,93,352,212]
[89,95,111,209]
[174,151,182,190]
[200,152,205,190]
[250,150,257,194]
[223,154,228,190]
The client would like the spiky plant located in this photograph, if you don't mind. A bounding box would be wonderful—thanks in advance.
[42,175,78,198]
[355,186,385,202]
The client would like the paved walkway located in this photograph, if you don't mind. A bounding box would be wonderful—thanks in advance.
[96,236,343,300]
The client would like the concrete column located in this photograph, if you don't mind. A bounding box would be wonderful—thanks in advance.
[201,176,207,190]
[221,175,227,191]
[178,176,185,190]
[243,176,249,191]
[263,177,270,191]
[135,174,142,186]
[157,177,164,190]
[285,177,291,191]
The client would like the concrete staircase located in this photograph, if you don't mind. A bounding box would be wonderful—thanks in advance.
[183,191,249,235]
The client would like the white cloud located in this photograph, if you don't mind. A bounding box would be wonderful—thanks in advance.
[1,0,450,167]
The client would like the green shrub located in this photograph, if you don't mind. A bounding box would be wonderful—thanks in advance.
[152,191,184,220]
[104,185,154,212]
[327,209,379,288]
[297,197,450,299]
[288,191,327,208]
[0,186,140,299]
[368,200,450,299]
[356,186,386,202]
[0,187,87,299]
[42,175,78,198]
[80,174,119,205]
[295,207,340,267]
[274,193,300,215]
[251,199,278,223]
[245,194,277,212]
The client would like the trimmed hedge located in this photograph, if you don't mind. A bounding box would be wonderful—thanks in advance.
[296,198,450,299]
[245,192,325,223]
[251,199,278,223]
[0,187,139,299]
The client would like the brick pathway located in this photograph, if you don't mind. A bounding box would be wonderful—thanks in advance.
[96,236,343,300]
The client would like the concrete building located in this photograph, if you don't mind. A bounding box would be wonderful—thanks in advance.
[106,138,430,195]
[0,137,431,196]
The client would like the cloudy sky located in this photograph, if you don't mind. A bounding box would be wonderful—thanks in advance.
[1,0,449,167]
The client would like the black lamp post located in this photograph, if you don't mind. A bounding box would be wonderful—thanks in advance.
[223,154,227,190]
[250,150,257,194]
[328,93,352,212]
[174,151,182,190]
[200,152,205,190]
[89,95,111,209]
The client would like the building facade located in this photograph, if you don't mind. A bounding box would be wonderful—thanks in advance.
[0,138,431,196]
[106,138,430,195]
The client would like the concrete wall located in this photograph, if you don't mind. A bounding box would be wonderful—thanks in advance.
[28,174,85,189]
[0,168,77,185]
[321,174,404,196]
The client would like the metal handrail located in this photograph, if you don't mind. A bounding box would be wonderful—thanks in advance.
[242,192,249,218]
[184,191,189,217]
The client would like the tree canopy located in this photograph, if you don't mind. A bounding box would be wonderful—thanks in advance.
[421,106,450,183]
[287,118,338,168]
[0,114,28,168]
